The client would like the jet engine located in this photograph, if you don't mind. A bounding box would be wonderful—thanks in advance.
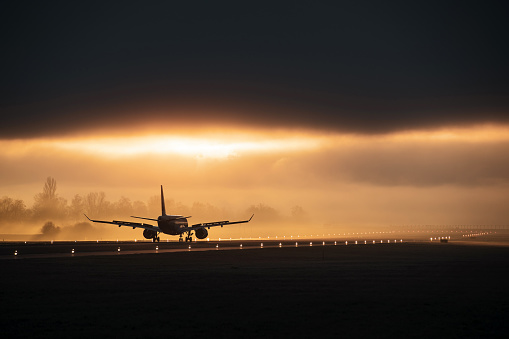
[143,229,158,239]
[195,228,208,239]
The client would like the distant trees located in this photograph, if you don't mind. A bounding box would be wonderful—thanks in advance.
[69,194,85,221]
[40,221,61,237]
[0,197,28,221]
[32,177,67,221]
[246,203,280,222]
[1,177,309,233]
[84,192,108,218]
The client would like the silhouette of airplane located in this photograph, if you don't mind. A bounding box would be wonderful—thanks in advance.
[85,185,253,242]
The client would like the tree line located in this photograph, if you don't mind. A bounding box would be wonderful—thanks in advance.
[1,177,307,227]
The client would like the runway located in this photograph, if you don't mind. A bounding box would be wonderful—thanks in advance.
[1,229,507,259]
[1,238,407,259]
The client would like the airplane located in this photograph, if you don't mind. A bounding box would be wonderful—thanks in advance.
[85,185,253,242]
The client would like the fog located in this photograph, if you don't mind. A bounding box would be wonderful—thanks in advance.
[1,126,508,240]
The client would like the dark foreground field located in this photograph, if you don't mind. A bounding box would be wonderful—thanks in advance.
[1,242,508,338]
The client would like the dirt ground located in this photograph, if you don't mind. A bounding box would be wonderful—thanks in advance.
[1,242,508,338]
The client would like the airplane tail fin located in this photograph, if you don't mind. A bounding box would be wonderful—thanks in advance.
[161,185,167,216]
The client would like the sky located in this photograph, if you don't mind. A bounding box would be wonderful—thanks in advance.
[1,1,509,235]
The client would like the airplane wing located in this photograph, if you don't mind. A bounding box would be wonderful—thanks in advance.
[186,214,254,232]
[84,214,161,232]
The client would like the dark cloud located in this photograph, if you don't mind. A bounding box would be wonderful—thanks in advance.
[2,1,509,138]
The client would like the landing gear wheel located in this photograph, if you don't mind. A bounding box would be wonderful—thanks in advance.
[156,237,160,242]
[179,235,183,242]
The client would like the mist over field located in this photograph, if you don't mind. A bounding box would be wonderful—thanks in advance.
[0,177,315,240]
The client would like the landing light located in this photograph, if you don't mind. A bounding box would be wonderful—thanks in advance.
[322,242,325,246]
[310,242,312,246]
[188,245,191,250]
[355,241,357,244]
[296,242,298,247]
[118,247,120,252]
[240,244,243,248]
[261,243,263,248]
[279,243,282,247]
[216,244,219,249]
[14,250,17,256]
[156,246,158,251]
[71,249,75,254]
[345,241,348,245]
[334,241,337,245]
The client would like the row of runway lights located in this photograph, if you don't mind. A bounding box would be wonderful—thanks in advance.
[13,239,405,256]
[24,229,490,244]
[463,232,490,237]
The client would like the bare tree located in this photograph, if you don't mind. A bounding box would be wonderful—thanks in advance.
[33,177,67,220]
[42,177,57,201]
[85,192,108,217]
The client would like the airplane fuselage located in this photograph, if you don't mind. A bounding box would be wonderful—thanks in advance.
[157,215,188,235]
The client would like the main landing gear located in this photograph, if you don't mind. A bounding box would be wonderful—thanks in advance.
[179,232,193,242]
[152,236,160,242]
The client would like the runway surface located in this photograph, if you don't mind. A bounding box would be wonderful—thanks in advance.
[1,238,405,259]
[1,230,507,259]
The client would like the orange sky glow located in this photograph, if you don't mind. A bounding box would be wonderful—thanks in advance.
[1,124,509,238]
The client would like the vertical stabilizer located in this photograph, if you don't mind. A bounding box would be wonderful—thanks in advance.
[161,185,167,216]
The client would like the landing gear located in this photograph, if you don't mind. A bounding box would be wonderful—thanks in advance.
[179,232,193,242]
[152,236,160,242]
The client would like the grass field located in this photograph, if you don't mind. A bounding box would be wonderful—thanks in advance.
[1,242,508,338]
